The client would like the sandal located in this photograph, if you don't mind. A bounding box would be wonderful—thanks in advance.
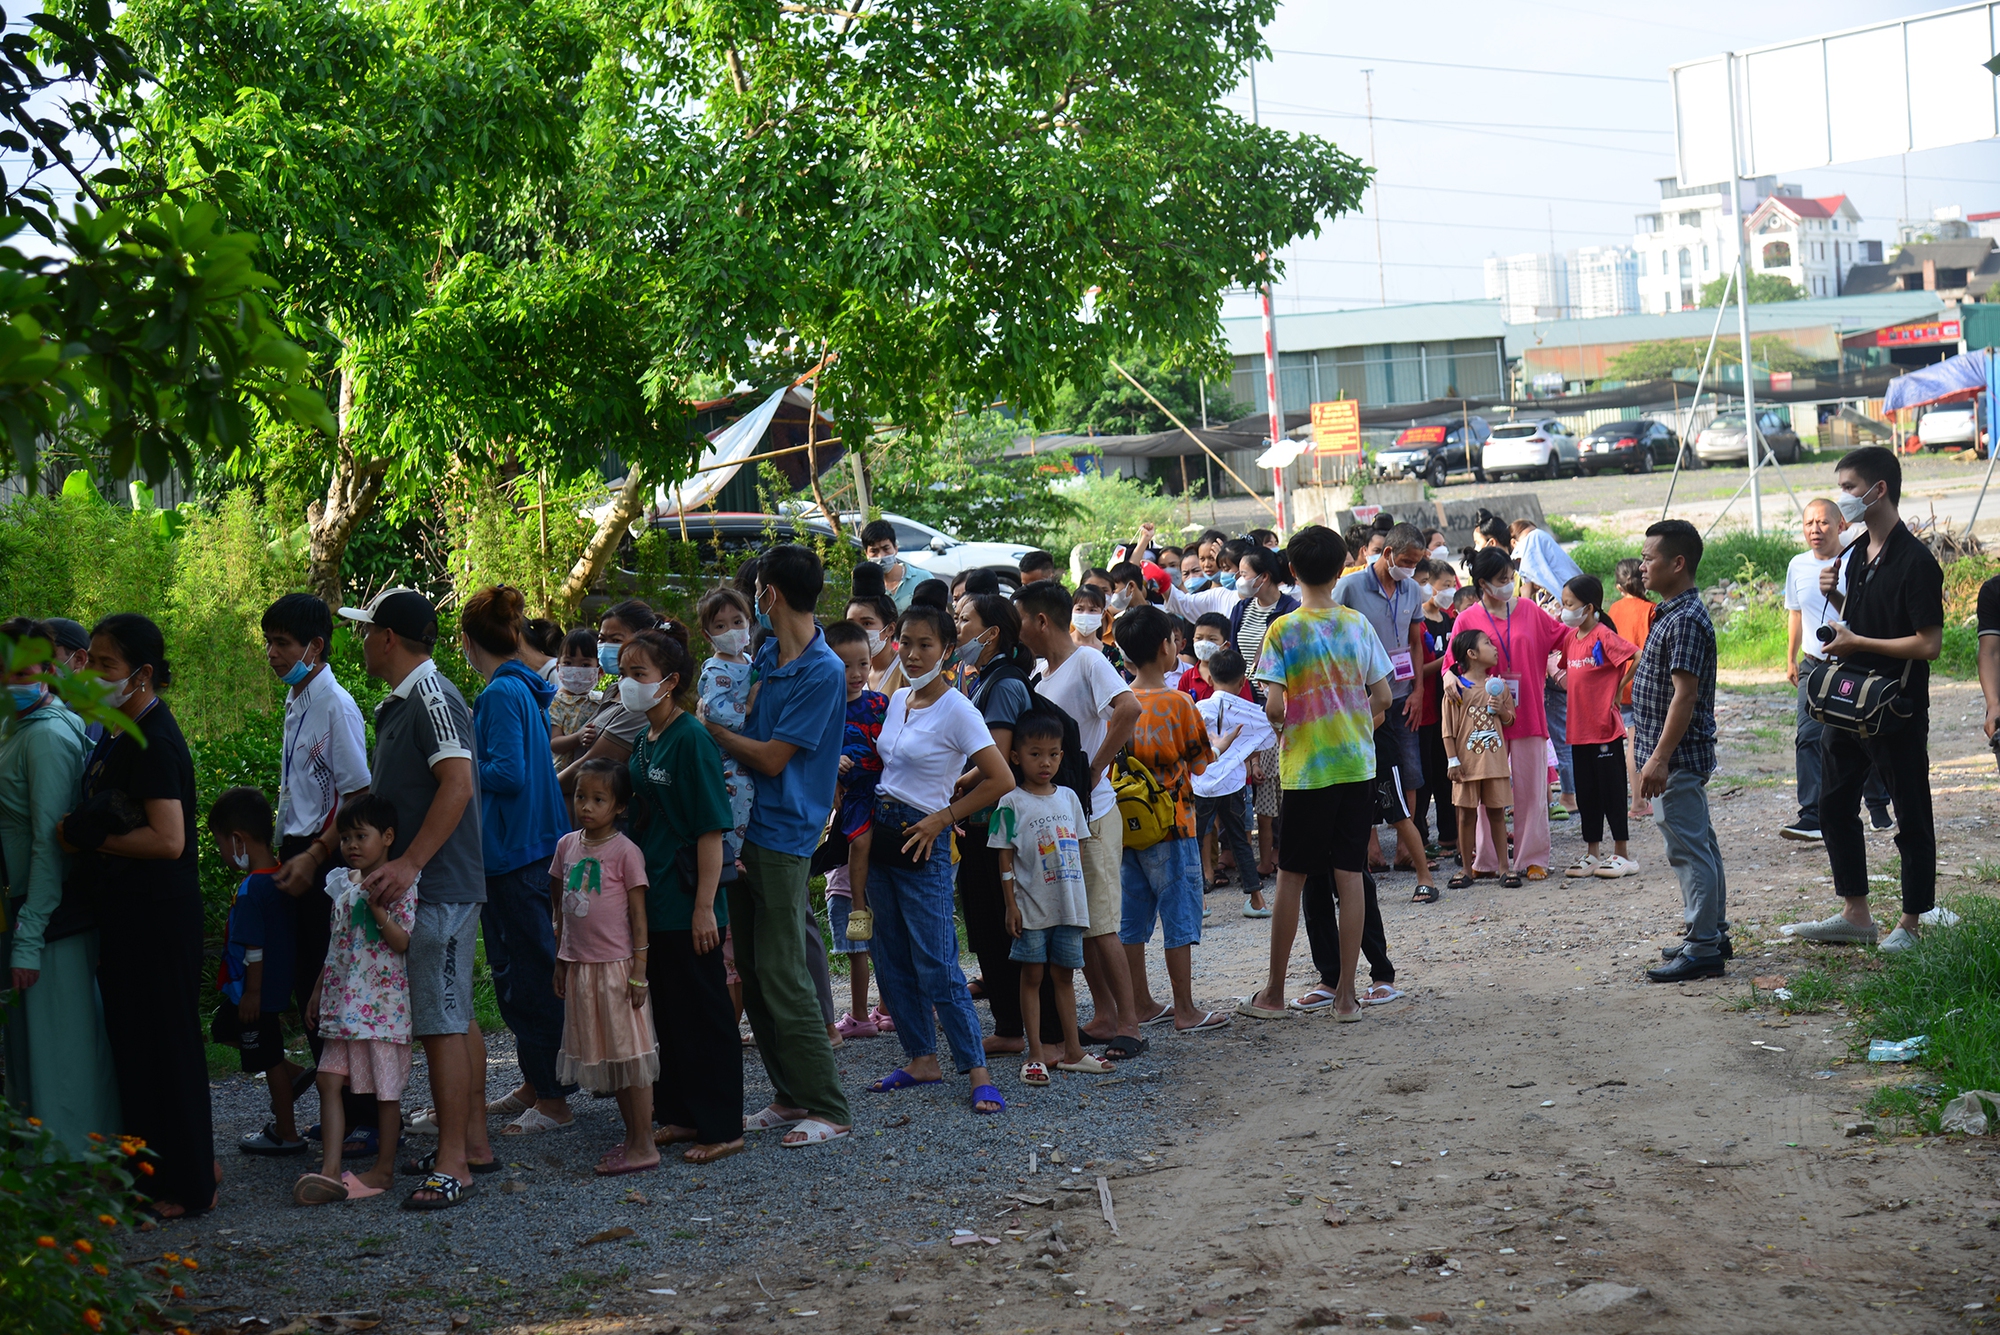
[1359,983,1405,1006]
[339,1171,387,1200]
[1288,987,1337,1012]
[399,1148,503,1177]
[1500,871,1524,888]
[499,1107,574,1136]
[1243,898,1273,919]
[485,1090,534,1117]
[654,1125,700,1146]
[292,1172,347,1206]
[1020,1061,1051,1086]
[743,1106,802,1132]
[970,1084,1006,1115]
[1101,1035,1148,1062]
[1446,872,1474,891]
[780,1120,850,1149]
[869,1069,944,1093]
[400,1171,473,1211]
[1056,1054,1114,1074]
[686,1138,750,1162]
[1177,1010,1231,1033]
[1410,884,1440,904]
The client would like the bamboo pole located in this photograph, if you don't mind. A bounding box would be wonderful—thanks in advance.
[1108,360,1278,521]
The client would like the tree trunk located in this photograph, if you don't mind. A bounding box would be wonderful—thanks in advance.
[556,463,648,612]
[306,368,388,611]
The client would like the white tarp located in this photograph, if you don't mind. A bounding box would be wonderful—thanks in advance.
[661,384,791,515]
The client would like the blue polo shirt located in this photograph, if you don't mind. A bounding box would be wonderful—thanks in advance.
[743,626,847,857]
[1333,565,1424,700]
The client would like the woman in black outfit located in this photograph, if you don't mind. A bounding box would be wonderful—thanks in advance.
[61,614,214,1218]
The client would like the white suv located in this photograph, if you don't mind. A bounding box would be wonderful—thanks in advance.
[838,512,1037,580]
[1481,419,1581,480]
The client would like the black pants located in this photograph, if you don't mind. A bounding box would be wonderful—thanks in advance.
[1823,712,1935,917]
[282,835,378,1131]
[1415,720,1454,848]
[1572,739,1630,846]
[98,884,216,1215]
[649,929,744,1144]
[1303,869,1394,987]
[956,834,1060,1043]
[1195,790,1261,894]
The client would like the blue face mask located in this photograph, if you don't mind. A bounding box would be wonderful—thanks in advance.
[598,641,622,677]
[1185,574,1209,592]
[7,682,46,711]
[1215,572,1237,590]
[279,655,315,687]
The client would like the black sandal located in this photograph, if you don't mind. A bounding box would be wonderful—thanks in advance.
[1446,872,1474,891]
[1410,884,1440,904]
[1102,1035,1148,1062]
[401,1171,474,1211]
[400,1149,502,1177]
[1500,871,1524,888]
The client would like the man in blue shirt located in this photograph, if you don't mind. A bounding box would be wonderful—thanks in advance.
[706,543,853,1147]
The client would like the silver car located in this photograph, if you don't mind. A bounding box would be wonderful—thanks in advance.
[1693,410,1801,466]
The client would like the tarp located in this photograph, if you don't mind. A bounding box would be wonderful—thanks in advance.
[1883,351,1993,413]
[663,384,791,515]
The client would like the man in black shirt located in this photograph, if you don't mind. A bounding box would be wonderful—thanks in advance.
[1790,447,1942,953]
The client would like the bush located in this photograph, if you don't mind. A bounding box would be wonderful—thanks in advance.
[1570,537,1639,584]
[1544,515,1589,543]
[1042,472,1188,572]
[1699,530,1800,585]
[1714,601,1787,670]
[0,1103,191,1332]
[1851,896,2000,1130]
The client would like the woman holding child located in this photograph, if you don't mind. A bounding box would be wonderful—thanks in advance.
[865,604,1016,1115]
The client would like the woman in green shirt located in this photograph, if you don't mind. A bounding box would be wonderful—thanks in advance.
[621,625,744,1164]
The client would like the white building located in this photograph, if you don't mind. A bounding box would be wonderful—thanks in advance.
[1567,246,1640,319]
[1483,252,1568,323]
[1745,193,1864,298]
[1632,175,1792,313]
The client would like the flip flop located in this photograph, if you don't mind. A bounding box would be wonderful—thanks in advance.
[1101,1036,1148,1062]
[781,1120,851,1149]
[339,1171,386,1200]
[594,1146,662,1177]
[1334,1007,1364,1024]
[399,1148,503,1177]
[403,1108,440,1136]
[970,1084,1006,1115]
[655,1125,701,1146]
[686,1138,750,1163]
[1177,1010,1231,1033]
[1288,987,1338,1012]
[869,1069,945,1093]
[1360,984,1405,1006]
[1410,884,1440,904]
[1234,997,1289,1020]
[1137,1005,1177,1028]
[400,1171,473,1211]
[292,1172,348,1206]
[1020,1061,1051,1086]
[499,1107,574,1136]
[1056,1054,1114,1075]
[743,1106,802,1132]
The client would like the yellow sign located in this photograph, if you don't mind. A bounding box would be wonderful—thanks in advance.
[1311,400,1361,456]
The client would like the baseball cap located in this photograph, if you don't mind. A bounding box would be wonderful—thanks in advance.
[43,617,90,653]
[338,588,438,645]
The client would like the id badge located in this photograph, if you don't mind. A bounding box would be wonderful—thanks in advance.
[1500,674,1522,706]
[1389,649,1415,682]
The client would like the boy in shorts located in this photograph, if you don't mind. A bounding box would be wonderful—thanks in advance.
[1239,525,1392,1023]
[209,787,307,1157]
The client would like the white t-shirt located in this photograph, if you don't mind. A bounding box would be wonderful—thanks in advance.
[1193,691,1276,798]
[1034,646,1133,823]
[987,786,1090,930]
[1784,551,1848,655]
[278,667,371,841]
[1163,581,1240,622]
[877,687,997,812]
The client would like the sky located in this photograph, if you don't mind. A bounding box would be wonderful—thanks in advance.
[1219,0,2000,319]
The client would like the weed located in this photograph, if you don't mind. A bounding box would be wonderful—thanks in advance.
[1849,895,2000,1110]
[1969,859,2000,885]
[1777,967,1841,1014]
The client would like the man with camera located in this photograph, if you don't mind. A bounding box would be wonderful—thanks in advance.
[1789,447,1942,954]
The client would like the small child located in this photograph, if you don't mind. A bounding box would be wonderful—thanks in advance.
[990,712,1095,1083]
[1557,574,1641,879]
[1177,613,1251,703]
[550,758,660,1176]
[1192,647,1274,915]
[299,795,415,1205]
[825,620,891,1038]
[549,627,602,756]
[1441,628,1518,890]
[696,588,758,874]
[209,787,308,1158]
[1604,557,1657,818]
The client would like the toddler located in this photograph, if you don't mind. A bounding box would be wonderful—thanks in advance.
[299,795,414,1205]
[550,758,660,1175]
[1441,628,1518,890]
[696,588,758,872]
[825,620,891,1038]
[209,787,308,1158]
[548,627,602,756]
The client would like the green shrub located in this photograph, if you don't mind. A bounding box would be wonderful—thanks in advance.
[1850,895,2000,1128]
[1544,515,1589,543]
[1043,472,1188,572]
[1715,601,1787,670]
[1700,530,1800,584]
[0,1103,190,1333]
[1570,537,1640,584]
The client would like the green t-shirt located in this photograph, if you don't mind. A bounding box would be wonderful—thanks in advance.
[627,712,735,931]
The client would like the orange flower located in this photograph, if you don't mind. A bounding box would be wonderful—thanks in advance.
[63,1251,78,1264]
[88,1132,104,1142]
[171,1284,186,1299]
[137,1162,154,1176]
[35,1235,54,1248]
[92,1263,108,1276]
[182,1257,199,1270]
[162,1253,179,1264]
[74,1240,92,1254]
[82,1311,101,1330]
[97,1213,116,1226]
[27,1116,41,1127]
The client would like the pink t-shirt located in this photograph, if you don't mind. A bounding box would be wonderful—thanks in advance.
[1441,599,1566,740]
[548,830,649,963]
[1560,623,1638,745]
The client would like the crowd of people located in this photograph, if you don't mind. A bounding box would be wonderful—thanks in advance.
[0,443,1990,1220]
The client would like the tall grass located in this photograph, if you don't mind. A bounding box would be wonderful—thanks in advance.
[1715,602,1788,670]
[1850,896,2000,1125]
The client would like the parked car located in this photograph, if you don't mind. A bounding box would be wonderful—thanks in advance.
[838,511,1037,580]
[613,511,857,589]
[1577,419,1684,475]
[1481,418,1582,480]
[1374,416,1492,486]
[1914,404,1983,452]
[1693,410,1800,466]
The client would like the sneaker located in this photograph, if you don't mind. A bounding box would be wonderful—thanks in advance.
[239,1123,308,1156]
[1593,855,1640,879]
[1869,810,1897,833]
[1919,906,1961,928]
[1779,824,1823,842]
[1244,897,1273,919]
[1878,926,1918,954]
[1565,855,1601,877]
[1783,914,1879,945]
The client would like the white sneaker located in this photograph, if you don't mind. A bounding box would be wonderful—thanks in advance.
[1919,906,1961,928]
[1593,855,1640,879]
[1878,926,1918,954]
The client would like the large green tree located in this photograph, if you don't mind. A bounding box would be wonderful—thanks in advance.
[1606,336,1820,382]
[1046,354,1247,436]
[1700,271,1806,306]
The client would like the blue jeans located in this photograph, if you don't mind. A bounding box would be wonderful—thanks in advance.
[1545,681,1573,797]
[869,799,985,1074]
[1795,674,1890,827]
[1118,836,1204,949]
[481,862,575,1101]
[1657,769,1728,958]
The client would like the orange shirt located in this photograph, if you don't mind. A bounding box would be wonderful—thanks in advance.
[1604,595,1657,705]
[1129,687,1213,838]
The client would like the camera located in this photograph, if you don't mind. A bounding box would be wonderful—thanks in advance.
[1815,619,1842,645]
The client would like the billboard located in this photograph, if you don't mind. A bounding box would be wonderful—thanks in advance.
[1673,3,2000,185]
[1310,400,1362,456]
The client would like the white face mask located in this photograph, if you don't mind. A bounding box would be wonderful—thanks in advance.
[1418,584,1433,603]
[1433,586,1457,609]
[1108,591,1132,613]
[710,627,750,656]
[870,552,899,569]
[864,629,888,657]
[904,659,945,691]
[1559,606,1586,628]
[1071,611,1103,635]
[1193,639,1223,661]
[1835,485,1878,524]
[1388,563,1416,583]
[228,837,250,871]
[103,672,138,709]
[557,665,598,694]
[1431,545,1451,561]
[1484,580,1513,604]
[617,676,663,712]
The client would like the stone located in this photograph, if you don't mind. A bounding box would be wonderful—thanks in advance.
[1564,1283,1651,1315]
[1843,1122,1877,1138]
[887,1306,920,1323]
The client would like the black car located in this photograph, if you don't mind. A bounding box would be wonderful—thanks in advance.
[1577,419,1684,475]
[610,511,859,595]
[1375,416,1492,486]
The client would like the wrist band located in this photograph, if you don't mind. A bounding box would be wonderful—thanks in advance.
[628,978,649,988]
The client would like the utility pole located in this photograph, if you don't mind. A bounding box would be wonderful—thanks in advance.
[1248,60,1289,536]
[1363,69,1386,306]
[1724,52,1762,536]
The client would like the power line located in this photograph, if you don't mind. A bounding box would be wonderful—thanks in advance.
[1236,103,1675,156]
[1281,256,1488,273]
[1377,181,1654,207]
[1235,96,1671,137]
[1268,47,1666,85]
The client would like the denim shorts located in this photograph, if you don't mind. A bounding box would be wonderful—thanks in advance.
[1009,923,1085,968]
[826,892,868,955]
[1118,835,1203,949]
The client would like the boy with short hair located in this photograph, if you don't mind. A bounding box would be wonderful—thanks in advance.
[1192,646,1272,915]
[823,620,887,1036]
[1111,605,1224,1033]
[210,786,308,1156]
[992,713,1097,1083]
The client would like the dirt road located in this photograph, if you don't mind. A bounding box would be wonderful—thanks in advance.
[547,679,2000,1335]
